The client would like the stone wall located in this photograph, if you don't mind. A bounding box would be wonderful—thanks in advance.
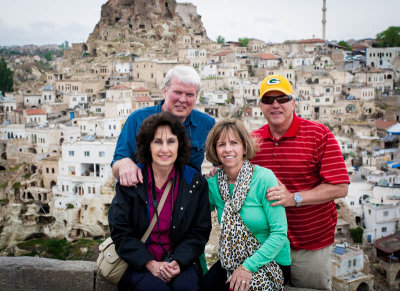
[0,257,316,291]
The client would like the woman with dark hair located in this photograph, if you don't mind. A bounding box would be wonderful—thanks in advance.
[109,112,211,291]
[201,119,291,291]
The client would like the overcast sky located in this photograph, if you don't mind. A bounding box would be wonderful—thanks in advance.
[1,0,399,46]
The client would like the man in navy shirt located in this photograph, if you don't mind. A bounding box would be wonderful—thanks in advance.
[112,65,215,186]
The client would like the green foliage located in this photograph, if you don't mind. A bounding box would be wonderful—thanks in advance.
[376,26,400,47]
[24,173,31,179]
[216,35,225,44]
[59,41,69,49]
[0,181,8,188]
[16,238,101,261]
[66,203,74,209]
[13,182,21,190]
[238,37,249,47]
[43,52,52,62]
[349,227,364,244]
[0,57,13,93]
[306,78,313,84]
[338,40,353,51]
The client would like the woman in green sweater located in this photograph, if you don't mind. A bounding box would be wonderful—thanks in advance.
[200,119,290,291]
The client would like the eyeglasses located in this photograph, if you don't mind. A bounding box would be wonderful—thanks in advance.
[261,95,293,105]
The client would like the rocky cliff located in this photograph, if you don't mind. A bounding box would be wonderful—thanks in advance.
[87,0,209,52]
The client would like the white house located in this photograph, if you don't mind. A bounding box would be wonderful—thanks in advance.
[53,139,115,208]
[202,90,228,105]
[0,124,25,140]
[199,64,218,78]
[0,94,17,113]
[41,84,56,104]
[104,117,125,138]
[25,108,47,125]
[68,93,88,109]
[366,47,400,69]
[363,185,400,243]
[24,94,42,108]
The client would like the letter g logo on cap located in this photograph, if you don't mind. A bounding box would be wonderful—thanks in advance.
[266,78,280,85]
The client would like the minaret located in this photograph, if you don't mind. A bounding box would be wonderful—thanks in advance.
[322,0,327,40]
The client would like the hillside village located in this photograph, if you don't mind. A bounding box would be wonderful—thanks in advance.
[1,0,400,289]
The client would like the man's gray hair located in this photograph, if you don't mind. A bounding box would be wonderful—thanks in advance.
[163,65,202,96]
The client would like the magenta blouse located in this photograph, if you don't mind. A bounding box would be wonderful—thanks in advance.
[146,165,179,261]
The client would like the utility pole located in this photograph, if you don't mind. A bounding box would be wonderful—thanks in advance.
[322,0,327,40]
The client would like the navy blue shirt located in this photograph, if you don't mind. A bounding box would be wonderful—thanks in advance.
[111,101,215,172]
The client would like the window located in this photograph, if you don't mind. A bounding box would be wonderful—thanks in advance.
[84,151,90,157]
[62,185,65,191]
[52,168,55,174]
[92,187,96,194]
[382,227,387,232]
[99,151,105,157]
[348,260,351,268]
[46,168,49,173]
[384,211,389,217]
[368,209,371,215]
[69,151,74,156]
[88,187,91,194]
[353,259,356,266]
[350,201,354,206]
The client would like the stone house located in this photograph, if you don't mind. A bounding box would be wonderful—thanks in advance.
[67,93,88,109]
[103,117,125,138]
[90,100,105,116]
[178,48,207,67]
[132,95,154,110]
[211,51,235,63]
[106,84,133,102]
[24,108,47,125]
[0,124,25,140]
[104,101,132,119]
[55,80,82,94]
[331,244,374,291]
[343,181,373,226]
[373,232,400,288]
[26,123,80,154]
[199,64,218,78]
[0,94,17,114]
[75,117,104,137]
[41,155,60,189]
[255,53,279,68]
[132,87,150,97]
[363,185,400,243]
[247,38,265,53]
[131,59,177,89]
[202,90,228,105]
[366,47,400,69]
[24,94,42,108]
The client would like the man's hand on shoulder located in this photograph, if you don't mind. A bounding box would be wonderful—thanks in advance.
[114,158,143,186]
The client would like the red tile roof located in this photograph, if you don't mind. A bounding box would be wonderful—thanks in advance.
[111,84,132,90]
[213,51,234,57]
[134,96,152,102]
[26,108,46,115]
[298,38,325,44]
[133,87,149,91]
[258,53,278,60]
[376,120,397,129]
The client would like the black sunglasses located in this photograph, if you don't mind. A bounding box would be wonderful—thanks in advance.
[261,95,293,105]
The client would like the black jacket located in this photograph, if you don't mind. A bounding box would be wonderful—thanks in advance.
[108,165,211,273]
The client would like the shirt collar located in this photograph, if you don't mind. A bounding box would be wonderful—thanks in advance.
[147,165,176,189]
[261,113,301,140]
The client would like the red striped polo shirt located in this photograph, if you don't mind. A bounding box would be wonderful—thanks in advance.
[251,113,350,251]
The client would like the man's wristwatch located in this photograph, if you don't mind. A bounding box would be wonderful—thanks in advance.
[294,192,302,207]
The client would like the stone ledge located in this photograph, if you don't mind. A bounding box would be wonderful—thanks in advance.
[0,257,316,291]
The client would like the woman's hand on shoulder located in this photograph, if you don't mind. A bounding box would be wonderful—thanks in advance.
[228,265,252,291]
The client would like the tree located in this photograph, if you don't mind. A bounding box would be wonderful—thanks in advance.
[376,26,400,47]
[216,35,225,44]
[349,227,364,244]
[238,37,249,47]
[338,40,353,51]
[44,52,52,62]
[0,58,13,93]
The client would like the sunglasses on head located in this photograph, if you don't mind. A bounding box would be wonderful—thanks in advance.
[261,94,293,105]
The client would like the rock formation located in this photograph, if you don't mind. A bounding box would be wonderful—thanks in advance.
[87,0,210,54]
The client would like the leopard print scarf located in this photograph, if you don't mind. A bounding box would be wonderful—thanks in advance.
[218,160,283,290]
